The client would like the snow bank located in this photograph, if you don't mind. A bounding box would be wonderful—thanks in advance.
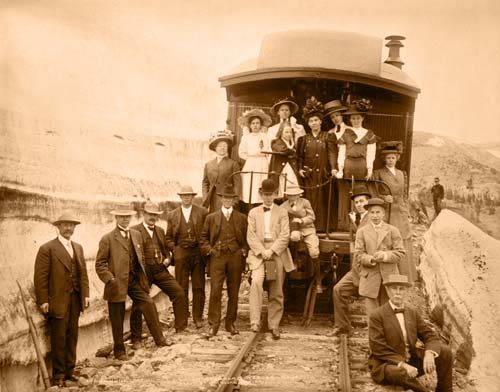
[420,210,500,391]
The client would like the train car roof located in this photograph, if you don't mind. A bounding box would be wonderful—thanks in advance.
[219,30,421,98]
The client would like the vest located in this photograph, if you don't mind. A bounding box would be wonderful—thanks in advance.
[178,215,197,248]
[217,215,239,253]
[61,248,80,292]
[143,229,162,265]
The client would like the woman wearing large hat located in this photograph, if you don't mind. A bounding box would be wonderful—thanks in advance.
[238,108,273,209]
[374,141,416,281]
[296,97,336,232]
[202,130,242,213]
[267,97,305,143]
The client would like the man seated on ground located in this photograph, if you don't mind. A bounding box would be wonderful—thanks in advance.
[369,274,453,392]
[280,185,322,292]
[331,186,371,335]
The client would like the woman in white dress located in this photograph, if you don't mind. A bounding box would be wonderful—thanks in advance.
[238,108,272,208]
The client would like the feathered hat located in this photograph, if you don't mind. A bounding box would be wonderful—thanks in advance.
[208,129,234,151]
[302,96,324,120]
[344,98,373,116]
[379,140,404,156]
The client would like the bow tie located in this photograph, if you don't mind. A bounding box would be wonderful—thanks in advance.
[147,225,155,231]
[263,207,271,212]
[394,308,405,314]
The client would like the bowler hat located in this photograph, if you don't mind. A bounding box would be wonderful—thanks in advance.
[110,202,137,216]
[284,185,304,196]
[177,185,197,196]
[143,201,163,215]
[52,213,81,226]
[383,274,412,287]
[350,186,371,200]
[217,184,238,198]
[365,197,386,209]
[238,108,272,129]
[324,100,347,117]
[271,98,299,116]
[259,179,277,194]
[208,130,234,152]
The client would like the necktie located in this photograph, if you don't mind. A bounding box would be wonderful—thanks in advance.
[147,225,155,231]
[336,125,341,133]
[225,211,231,221]
[355,212,361,226]
[394,308,405,314]
[119,228,129,240]
[263,207,271,212]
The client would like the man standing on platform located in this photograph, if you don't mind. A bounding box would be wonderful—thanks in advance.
[431,177,445,217]
[246,179,295,339]
[96,203,169,361]
[34,214,89,387]
[166,185,208,329]
[200,185,248,336]
[129,201,187,348]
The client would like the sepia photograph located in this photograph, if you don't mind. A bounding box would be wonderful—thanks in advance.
[1,1,499,391]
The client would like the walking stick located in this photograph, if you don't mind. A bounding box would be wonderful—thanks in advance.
[17,281,51,390]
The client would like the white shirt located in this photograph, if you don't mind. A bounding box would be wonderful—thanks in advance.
[181,205,192,222]
[389,301,408,345]
[58,235,74,257]
[263,204,273,239]
[221,206,233,220]
[117,225,130,238]
[143,222,154,238]
[386,165,397,176]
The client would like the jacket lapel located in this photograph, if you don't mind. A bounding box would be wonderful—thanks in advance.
[130,230,146,274]
[255,206,265,240]
[385,303,405,344]
[376,222,390,249]
[114,228,130,252]
[364,224,378,253]
[53,239,72,271]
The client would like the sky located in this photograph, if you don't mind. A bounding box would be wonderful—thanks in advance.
[1,0,499,143]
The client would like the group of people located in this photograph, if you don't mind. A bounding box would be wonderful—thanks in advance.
[33,95,452,391]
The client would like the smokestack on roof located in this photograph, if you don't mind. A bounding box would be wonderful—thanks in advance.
[384,35,405,69]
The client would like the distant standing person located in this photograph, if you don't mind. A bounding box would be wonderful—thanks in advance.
[267,97,305,143]
[202,130,242,213]
[374,142,417,282]
[34,214,89,387]
[431,177,445,216]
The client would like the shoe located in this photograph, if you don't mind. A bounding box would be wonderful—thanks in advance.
[53,378,66,387]
[157,337,174,347]
[401,376,430,392]
[115,352,130,361]
[328,327,350,337]
[271,329,280,340]
[250,324,259,333]
[194,320,204,329]
[225,325,239,335]
[131,340,142,350]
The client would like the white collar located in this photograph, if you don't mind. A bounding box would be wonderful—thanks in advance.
[181,205,192,211]
[351,126,368,142]
[282,137,294,148]
[389,301,404,311]
[143,221,154,232]
[58,235,71,247]
[221,206,233,215]
[117,225,129,232]
[386,166,397,175]
[371,221,383,229]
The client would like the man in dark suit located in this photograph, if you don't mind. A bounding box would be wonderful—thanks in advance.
[129,201,187,348]
[200,185,248,336]
[431,177,445,216]
[369,274,453,392]
[166,185,209,328]
[34,214,89,387]
[95,203,169,360]
[202,130,242,213]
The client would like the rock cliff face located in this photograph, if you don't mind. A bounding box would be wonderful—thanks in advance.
[420,210,500,392]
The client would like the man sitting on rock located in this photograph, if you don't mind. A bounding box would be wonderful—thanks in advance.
[369,274,453,392]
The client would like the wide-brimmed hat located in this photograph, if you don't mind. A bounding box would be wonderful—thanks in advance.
[259,179,277,194]
[217,184,238,198]
[110,202,137,216]
[365,197,386,209]
[284,185,304,196]
[143,201,163,215]
[177,185,197,196]
[302,96,324,121]
[379,141,403,156]
[271,98,299,116]
[350,186,371,200]
[383,274,413,287]
[324,100,347,117]
[53,213,81,226]
[208,129,234,152]
[344,98,373,116]
[238,108,272,129]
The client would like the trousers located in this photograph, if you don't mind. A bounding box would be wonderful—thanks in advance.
[174,249,205,322]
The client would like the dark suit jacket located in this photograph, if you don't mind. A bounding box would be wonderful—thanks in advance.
[200,209,248,257]
[165,204,208,257]
[34,238,89,318]
[202,157,241,212]
[131,223,168,259]
[95,227,148,302]
[369,302,442,383]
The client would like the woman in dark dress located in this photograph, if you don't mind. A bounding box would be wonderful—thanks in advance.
[297,97,336,232]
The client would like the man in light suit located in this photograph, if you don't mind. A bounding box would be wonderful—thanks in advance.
[355,198,405,318]
[247,179,295,339]
[369,274,453,392]
[34,214,89,387]
[202,130,242,213]
[200,184,248,336]
[165,185,209,328]
[331,186,372,335]
[129,201,187,348]
[96,203,168,360]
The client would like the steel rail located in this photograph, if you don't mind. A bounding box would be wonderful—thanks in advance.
[338,333,352,392]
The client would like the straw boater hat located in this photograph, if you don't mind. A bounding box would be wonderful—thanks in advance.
[208,129,234,152]
[383,274,413,287]
[379,141,403,156]
[271,98,299,116]
[52,213,81,226]
[350,186,371,200]
[238,108,272,129]
[217,184,238,198]
[177,185,197,196]
[284,185,304,196]
[324,100,347,117]
[110,202,137,216]
[344,98,373,116]
[143,201,163,215]
[302,96,324,120]
[259,179,277,194]
[365,197,386,209]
